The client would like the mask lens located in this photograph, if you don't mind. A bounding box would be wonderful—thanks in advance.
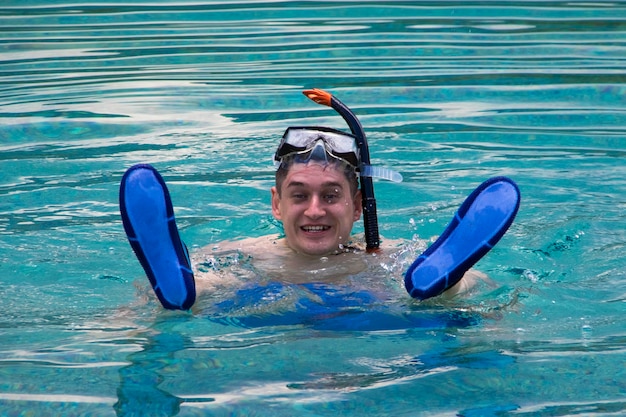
[275,127,360,167]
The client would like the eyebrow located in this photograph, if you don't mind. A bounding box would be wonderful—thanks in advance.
[286,181,344,189]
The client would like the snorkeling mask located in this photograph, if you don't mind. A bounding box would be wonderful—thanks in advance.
[275,89,402,252]
[274,126,360,168]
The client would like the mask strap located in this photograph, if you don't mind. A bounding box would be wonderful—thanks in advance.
[361,165,403,183]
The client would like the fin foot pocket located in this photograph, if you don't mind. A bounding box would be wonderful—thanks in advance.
[119,164,196,310]
[405,176,520,300]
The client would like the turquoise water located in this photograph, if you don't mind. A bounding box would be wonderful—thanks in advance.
[2,1,626,415]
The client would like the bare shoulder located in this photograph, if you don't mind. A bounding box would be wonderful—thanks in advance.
[194,234,287,258]
[191,234,287,279]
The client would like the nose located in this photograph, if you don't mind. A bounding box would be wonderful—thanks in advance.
[304,195,325,219]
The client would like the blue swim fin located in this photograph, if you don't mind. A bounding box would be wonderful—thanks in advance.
[405,176,520,300]
[119,164,196,310]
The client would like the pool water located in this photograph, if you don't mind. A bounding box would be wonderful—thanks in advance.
[2,1,626,415]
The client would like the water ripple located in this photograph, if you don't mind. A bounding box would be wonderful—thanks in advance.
[2,3,626,415]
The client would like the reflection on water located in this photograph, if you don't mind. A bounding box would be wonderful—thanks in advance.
[1,1,626,416]
[114,332,188,416]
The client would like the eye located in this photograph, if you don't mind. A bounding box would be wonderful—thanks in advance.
[323,188,342,203]
[290,191,308,201]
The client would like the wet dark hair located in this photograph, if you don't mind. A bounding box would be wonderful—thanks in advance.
[275,157,359,198]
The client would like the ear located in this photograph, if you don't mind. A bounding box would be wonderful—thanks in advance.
[353,189,363,221]
[271,186,282,220]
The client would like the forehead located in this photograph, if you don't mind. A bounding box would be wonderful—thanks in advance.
[283,162,350,188]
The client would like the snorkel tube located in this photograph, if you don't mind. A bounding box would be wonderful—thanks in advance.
[303,88,380,252]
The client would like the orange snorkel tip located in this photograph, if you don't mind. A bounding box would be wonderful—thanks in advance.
[303,88,333,107]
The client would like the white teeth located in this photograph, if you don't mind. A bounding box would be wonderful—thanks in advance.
[302,225,329,232]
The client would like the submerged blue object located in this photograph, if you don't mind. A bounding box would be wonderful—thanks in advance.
[212,282,478,331]
[119,164,196,310]
[405,176,521,300]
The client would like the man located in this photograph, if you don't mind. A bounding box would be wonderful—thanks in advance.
[271,126,363,257]
[189,126,395,293]
[119,90,520,312]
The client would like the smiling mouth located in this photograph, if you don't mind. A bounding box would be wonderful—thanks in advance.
[301,225,330,233]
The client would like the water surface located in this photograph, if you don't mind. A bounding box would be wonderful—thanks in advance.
[1,1,626,416]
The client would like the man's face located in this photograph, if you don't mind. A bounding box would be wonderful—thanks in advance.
[271,162,362,256]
